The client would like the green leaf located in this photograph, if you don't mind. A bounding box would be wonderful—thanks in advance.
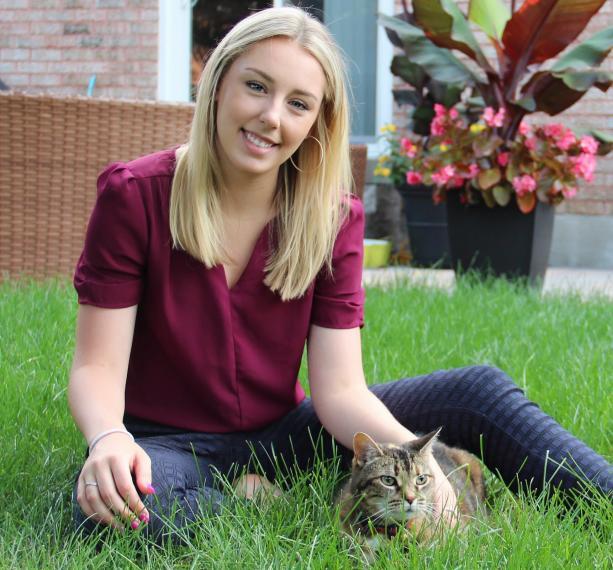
[520,69,611,115]
[391,56,427,88]
[392,89,422,107]
[558,69,612,91]
[473,135,503,158]
[477,167,502,190]
[428,80,464,107]
[516,192,536,214]
[468,0,511,41]
[413,0,493,71]
[482,188,497,208]
[492,185,512,206]
[590,130,613,156]
[551,26,613,72]
[378,14,486,86]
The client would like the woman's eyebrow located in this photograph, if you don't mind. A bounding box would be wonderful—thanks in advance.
[244,67,319,102]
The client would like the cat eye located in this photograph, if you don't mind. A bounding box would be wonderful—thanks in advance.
[380,475,396,487]
[415,474,429,486]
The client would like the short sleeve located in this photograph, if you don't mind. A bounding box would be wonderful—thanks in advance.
[310,195,365,329]
[73,162,148,308]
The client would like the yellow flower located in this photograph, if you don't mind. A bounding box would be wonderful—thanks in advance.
[378,154,390,164]
[470,123,486,134]
[380,124,397,134]
[373,166,391,177]
[439,144,449,152]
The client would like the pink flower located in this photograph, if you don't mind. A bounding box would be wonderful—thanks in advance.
[405,171,423,185]
[431,165,456,186]
[525,137,537,151]
[434,103,447,118]
[497,152,510,167]
[512,174,537,196]
[561,186,577,199]
[483,106,505,128]
[449,108,459,120]
[556,129,576,151]
[579,135,599,155]
[430,117,446,136]
[400,137,418,158]
[519,121,531,136]
[467,163,480,179]
[451,176,465,188]
[570,153,597,182]
[544,123,565,140]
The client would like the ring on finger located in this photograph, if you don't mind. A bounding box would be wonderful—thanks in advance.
[85,481,99,487]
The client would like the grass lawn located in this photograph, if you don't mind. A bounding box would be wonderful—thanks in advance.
[1,277,611,568]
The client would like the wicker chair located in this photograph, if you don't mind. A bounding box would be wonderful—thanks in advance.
[0,92,366,280]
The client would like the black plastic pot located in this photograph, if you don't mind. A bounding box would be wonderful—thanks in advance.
[445,190,554,285]
[397,184,451,268]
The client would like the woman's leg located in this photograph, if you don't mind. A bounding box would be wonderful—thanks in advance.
[72,433,224,541]
[371,365,612,498]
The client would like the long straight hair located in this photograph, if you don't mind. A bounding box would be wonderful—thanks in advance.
[169,7,352,300]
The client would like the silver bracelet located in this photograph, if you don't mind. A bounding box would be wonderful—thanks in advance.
[88,427,134,452]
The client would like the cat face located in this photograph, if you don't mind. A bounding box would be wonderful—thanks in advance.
[349,430,441,526]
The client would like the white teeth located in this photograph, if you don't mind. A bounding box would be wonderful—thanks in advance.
[244,130,274,148]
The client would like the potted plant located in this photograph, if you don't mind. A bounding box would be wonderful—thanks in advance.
[375,6,476,269]
[377,0,612,283]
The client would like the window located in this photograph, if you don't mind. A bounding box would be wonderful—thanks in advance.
[158,0,392,147]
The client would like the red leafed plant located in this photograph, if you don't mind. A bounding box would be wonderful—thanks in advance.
[379,0,612,213]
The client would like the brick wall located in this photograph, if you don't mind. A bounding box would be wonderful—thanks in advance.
[392,0,612,216]
[0,0,158,100]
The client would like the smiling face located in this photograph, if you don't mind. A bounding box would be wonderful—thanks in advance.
[214,36,326,187]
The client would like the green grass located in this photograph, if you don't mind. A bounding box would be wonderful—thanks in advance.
[1,277,611,568]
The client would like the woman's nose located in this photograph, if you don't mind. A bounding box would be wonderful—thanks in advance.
[259,100,281,129]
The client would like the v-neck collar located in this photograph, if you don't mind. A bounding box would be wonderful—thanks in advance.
[223,219,272,292]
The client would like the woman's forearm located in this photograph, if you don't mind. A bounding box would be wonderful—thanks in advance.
[68,364,127,443]
[312,385,418,449]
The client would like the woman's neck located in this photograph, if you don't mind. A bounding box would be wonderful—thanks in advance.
[220,171,278,221]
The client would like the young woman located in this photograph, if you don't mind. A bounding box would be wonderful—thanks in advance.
[69,7,611,538]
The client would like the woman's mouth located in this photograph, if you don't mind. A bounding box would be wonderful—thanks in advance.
[241,129,277,150]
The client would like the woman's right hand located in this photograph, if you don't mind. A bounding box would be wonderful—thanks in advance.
[76,433,154,530]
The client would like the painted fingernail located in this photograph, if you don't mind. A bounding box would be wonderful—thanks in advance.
[131,519,140,530]
[139,512,149,523]
[146,484,156,494]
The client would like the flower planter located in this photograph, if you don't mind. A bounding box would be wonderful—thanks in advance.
[397,184,451,268]
[445,190,554,285]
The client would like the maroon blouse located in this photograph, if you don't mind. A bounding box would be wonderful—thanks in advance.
[74,148,365,433]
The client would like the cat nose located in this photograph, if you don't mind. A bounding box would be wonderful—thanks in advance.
[405,493,416,504]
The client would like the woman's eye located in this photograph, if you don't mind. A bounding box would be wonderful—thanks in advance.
[415,474,429,486]
[380,476,396,486]
[246,81,265,93]
[289,99,308,111]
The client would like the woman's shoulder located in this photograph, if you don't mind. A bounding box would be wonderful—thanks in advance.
[98,147,177,185]
[339,193,365,231]
[95,147,178,207]
[121,146,178,181]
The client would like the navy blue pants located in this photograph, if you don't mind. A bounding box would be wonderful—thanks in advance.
[73,366,612,538]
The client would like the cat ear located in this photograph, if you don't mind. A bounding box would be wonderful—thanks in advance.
[406,427,442,456]
[353,432,384,465]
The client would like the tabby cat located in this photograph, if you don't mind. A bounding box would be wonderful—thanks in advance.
[336,428,486,559]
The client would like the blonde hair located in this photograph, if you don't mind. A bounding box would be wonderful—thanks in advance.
[170,6,352,301]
